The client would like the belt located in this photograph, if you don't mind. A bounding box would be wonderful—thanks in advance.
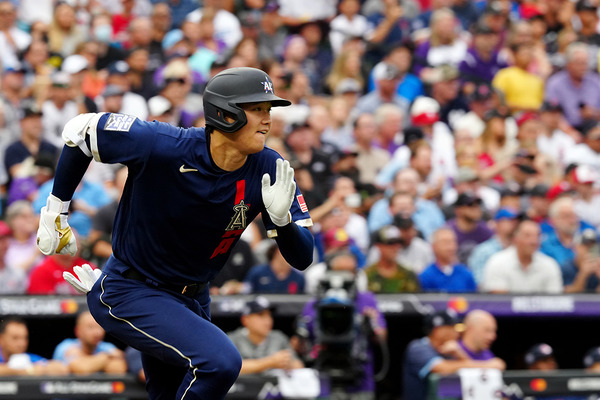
[122,268,207,297]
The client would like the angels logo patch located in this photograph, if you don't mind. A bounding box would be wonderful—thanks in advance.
[261,76,274,94]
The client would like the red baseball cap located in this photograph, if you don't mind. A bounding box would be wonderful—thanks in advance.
[0,221,11,237]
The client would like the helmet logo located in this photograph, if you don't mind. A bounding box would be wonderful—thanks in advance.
[261,76,274,94]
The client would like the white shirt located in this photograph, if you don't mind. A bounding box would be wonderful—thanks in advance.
[304,262,368,295]
[277,0,337,22]
[329,14,369,55]
[574,195,600,229]
[0,27,31,70]
[482,246,563,294]
[537,129,576,170]
[186,9,242,50]
[564,144,600,179]
[42,100,80,148]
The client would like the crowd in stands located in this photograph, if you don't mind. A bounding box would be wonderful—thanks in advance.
[1,0,600,397]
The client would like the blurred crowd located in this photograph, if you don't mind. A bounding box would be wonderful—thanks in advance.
[0,0,599,298]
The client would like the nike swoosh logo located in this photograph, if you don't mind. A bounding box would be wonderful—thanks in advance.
[179,165,198,173]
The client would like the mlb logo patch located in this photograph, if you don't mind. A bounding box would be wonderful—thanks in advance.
[297,194,308,213]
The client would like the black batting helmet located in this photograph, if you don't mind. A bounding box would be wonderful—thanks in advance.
[203,67,291,133]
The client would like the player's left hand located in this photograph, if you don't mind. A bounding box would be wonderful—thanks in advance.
[262,158,296,227]
[63,264,102,294]
[37,194,77,256]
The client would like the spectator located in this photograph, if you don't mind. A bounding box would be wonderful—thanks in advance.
[402,309,505,400]
[370,103,405,157]
[89,11,126,71]
[125,346,145,383]
[209,239,257,295]
[99,60,149,121]
[0,316,68,376]
[0,1,31,71]
[468,207,520,286]
[27,249,97,295]
[422,64,469,129]
[41,72,79,148]
[537,101,576,171]
[540,196,598,292]
[185,0,243,51]
[354,64,410,116]
[60,54,98,115]
[329,0,369,56]
[525,184,551,225]
[147,95,175,124]
[227,296,304,375]
[53,311,127,374]
[244,243,306,294]
[458,309,499,361]
[368,44,424,103]
[492,42,544,112]
[453,82,496,139]
[413,8,468,77]
[304,249,369,297]
[7,153,55,207]
[5,200,43,275]
[419,227,478,293]
[525,343,558,370]
[571,165,600,229]
[459,21,508,84]
[482,220,563,293]
[364,0,409,63]
[4,101,59,185]
[47,2,85,57]
[442,166,500,219]
[564,122,600,177]
[369,168,446,240]
[445,192,494,264]
[0,221,27,294]
[392,214,434,275]
[364,224,420,293]
[545,42,600,131]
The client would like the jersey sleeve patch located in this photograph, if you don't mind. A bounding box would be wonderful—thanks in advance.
[103,114,136,132]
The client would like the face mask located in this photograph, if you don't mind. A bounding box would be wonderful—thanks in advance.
[94,25,112,44]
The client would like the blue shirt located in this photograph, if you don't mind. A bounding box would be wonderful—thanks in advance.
[0,350,45,363]
[419,263,477,293]
[244,264,306,294]
[91,114,312,285]
[468,236,503,285]
[53,338,117,363]
[541,231,599,289]
[402,337,444,400]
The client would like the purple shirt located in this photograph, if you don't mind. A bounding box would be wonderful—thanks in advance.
[545,70,600,127]
[459,48,508,83]
[458,340,495,361]
[446,219,494,264]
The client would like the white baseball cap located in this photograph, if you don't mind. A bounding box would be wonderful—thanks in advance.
[148,95,172,116]
[61,55,89,74]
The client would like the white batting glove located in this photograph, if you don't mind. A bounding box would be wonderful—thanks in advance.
[37,194,78,256]
[63,264,102,294]
[261,159,296,227]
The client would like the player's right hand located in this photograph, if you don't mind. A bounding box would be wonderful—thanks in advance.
[37,194,77,256]
[63,264,102,294]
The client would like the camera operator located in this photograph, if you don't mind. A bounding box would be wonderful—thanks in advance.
[294,250,387,400]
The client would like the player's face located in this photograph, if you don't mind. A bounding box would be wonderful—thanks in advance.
[233,102,272,155]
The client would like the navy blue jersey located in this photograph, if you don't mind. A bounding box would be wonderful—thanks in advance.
[90,113,312,284]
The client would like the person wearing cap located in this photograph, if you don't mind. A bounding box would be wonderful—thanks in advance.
[452,82,497,138]
[364,225,420,293]
[419,227,478,293]
[441,166,500,220]
[468,207,520,286]
[41,72,80,148]
[328,0,369,56]
[459,21,507,84]
[3,101,59,185]
[537,100,575,170]
[482,220,563,293]
[564,121,600,178]
[492,41,544,112]
[227,296,304,375]
[422,64,469,129]
[540,196,599,293]
[0,221,27,295]
[351,113,391,185]
[445,192,494,264]
[101,60,149,120]
[354,62,410,116]
[6,153,56,207]
[61,54,98,115]
[571,165,600,229]
[545,42,600,130]
[402,309,505,400]
[391,214,434,274]
[524,183,550,224]
[583,346,600,372]
[147,95,175,124]
[524,343,558,371]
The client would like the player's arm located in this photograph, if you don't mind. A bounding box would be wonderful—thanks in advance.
[37,114,102,256]
[262,159,314,270]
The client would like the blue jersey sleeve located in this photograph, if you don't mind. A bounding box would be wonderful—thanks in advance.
[91,113,162,165]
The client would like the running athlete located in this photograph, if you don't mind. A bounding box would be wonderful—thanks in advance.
[36,67,314,400]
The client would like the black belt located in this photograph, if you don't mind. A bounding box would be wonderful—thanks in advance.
[123,268,207,297]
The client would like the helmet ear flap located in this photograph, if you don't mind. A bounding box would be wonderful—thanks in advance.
[204,101,247,133]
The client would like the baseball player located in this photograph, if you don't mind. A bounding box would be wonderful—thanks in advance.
[36,67,314,400]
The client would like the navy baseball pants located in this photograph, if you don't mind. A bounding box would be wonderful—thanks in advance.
[87,265,242,400]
